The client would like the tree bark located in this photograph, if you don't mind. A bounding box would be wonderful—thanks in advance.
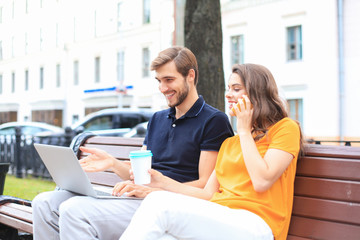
[184,0,225,112]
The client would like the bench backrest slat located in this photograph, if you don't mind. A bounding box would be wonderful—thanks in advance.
[80,136,143,160]
[297,156,360,181]
[304,144,360,159]
[294,176,360,202]
[292,196,360,225]
[288,215,360,239]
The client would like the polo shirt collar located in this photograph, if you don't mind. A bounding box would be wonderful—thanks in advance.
[168,95,205,119]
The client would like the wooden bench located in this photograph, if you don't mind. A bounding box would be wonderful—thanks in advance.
[0,135,359,239]
[288,144,360,239]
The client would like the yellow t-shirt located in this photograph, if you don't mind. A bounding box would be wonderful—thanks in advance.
[210,117,300,240]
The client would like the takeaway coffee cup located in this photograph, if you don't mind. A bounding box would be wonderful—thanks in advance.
[129,150,153,185]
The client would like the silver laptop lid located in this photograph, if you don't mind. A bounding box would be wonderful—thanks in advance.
[34,143,98,197]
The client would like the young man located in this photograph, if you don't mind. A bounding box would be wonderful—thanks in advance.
[32,46,234,240]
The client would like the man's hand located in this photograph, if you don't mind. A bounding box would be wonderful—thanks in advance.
[79,146,116,172]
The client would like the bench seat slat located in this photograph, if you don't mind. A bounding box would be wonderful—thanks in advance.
[296,156,360,181]
[288,215,360,240]
[292,196,360,225]
[294,176,360,202]
[0,203,33,223]
[0,214,33,234]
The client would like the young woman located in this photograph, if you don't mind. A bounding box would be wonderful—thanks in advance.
[115,63,304,240]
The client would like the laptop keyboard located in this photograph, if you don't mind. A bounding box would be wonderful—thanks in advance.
[95,189,112,196]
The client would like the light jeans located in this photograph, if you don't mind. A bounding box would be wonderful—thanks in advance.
[32,190,142,240]
[120,191,273,240]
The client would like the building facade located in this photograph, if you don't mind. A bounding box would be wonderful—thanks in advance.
[0,0,359,141]
[221,0,360,141]
[0,0,173,127]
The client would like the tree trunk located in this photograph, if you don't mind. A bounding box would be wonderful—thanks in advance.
[184,0,225,112]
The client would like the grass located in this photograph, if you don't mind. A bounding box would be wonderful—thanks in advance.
[3,174,56,201]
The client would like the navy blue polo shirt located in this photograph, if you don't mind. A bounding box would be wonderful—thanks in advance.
[144,96,234,182]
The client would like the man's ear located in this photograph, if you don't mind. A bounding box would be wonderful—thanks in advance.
[187,69,195,83]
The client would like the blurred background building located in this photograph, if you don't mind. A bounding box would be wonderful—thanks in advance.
[0,0,359,141]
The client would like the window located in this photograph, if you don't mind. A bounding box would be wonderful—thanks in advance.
[142,48,150,77]
[73,60,79,85]
[84,116,113,131]
[12,72,15,93]
[121,115,141,128]
[72,115,79,124]
[117,51,125,82]
[288,99,303,127]
[143,0,150,24]
[0,41,3,60]
[11,36,15,57]
[117,2,122,31]
[94,11,97,37]
[73,17,77,41]
[25,0,29,14]
[40,28,43,51]
[56,64,61,87]
[287,25,302,61]
[12,1,15,19]
[95,57,100,83]
[55,23,59,47]
[0,74,2,94]
[40,67,44,89]
[231,35,244,65]
[25,70,29,91]
[25,33,28,54]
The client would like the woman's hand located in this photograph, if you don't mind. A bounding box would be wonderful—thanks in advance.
[233,95,253,135]
[112,168,166,198]
[129,168,166,189]
[79,146,116,172]
[112,180,159,198]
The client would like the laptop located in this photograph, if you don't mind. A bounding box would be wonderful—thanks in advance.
[34,143,141,199]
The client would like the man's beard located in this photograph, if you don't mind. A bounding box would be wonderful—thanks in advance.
[167,80,190,108]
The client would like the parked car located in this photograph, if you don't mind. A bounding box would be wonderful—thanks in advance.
[123,121,148,138]
[0,121,63,136]
[70,108,154,136]
[0,121,64,147]
[35,108,154,146]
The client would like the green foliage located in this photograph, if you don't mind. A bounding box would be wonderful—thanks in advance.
[3,174,56,201]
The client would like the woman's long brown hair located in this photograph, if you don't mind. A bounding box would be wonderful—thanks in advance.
[232,63,305,155]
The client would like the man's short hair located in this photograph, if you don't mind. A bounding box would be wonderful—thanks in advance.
[151,46,199,85]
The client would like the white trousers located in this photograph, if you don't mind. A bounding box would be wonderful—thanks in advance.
[32,190,142,240]
[120,191,273,240]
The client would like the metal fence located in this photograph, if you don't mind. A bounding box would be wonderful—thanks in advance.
[0,127,75,179]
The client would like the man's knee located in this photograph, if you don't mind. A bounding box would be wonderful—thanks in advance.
[59,196,85,218]
[32,191,54,211]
